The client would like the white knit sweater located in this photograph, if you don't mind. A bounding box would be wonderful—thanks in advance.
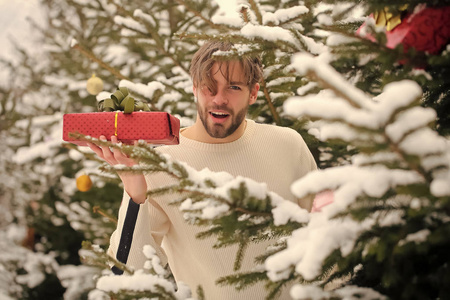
[108,119,317,299]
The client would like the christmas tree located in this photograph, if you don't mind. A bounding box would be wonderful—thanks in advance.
[1,0,449,299]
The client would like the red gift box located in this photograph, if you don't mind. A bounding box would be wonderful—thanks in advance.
[63,111,180,146]
[357,6,450,55]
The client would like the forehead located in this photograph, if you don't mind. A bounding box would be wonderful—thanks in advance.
[211,61,246,83]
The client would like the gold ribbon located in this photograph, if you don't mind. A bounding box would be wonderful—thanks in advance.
[114,111,119,136]
[374,5,409,31]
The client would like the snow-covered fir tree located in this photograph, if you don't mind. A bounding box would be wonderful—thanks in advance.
[0,0,449,299]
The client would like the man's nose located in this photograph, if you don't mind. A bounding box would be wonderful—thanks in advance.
[212,88,228,105]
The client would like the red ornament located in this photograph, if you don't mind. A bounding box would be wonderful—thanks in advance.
[357,6,450,55]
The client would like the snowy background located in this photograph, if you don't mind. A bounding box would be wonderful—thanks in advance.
[0,0,239,88]
[0,0,236,62]
[1,1,448,299]
[0,0,43,59]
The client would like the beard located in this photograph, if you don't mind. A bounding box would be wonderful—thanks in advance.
[198,104,248,139]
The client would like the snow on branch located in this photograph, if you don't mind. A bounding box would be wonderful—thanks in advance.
[240,23,299,49]
[262,5,309,26]
[290,53,375,110]
[134,9,156,27]
[114,15,147,35]
[290,284,387,300]
[285,92,378,129]
[273,48,450,295]
[211,14,243,28]
[84,243,191,299]
[74,134,311,273]
[291,166,423,217]
[265,213,373,281]
[118,79,165,100]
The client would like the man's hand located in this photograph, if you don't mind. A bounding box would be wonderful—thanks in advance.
[87,135,147,204]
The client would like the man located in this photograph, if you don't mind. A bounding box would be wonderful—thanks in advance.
[88,41,317,299]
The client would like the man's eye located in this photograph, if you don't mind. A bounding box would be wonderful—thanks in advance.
[229,86,242,91]
[201,86,213,94]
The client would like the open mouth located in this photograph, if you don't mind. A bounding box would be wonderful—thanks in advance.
[210,111,230,119]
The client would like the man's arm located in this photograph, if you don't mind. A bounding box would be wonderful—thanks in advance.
[298,194,314,212]
[87,135,147,204]
[88,135,169,269]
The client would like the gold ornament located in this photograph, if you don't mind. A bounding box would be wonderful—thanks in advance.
[76,174,93,192]
[86,74,104,95]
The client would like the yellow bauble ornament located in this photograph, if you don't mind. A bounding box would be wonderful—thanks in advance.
[86,74,104,95]
[76,174,93,192]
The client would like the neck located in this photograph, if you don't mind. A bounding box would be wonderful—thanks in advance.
[182,119,247,144]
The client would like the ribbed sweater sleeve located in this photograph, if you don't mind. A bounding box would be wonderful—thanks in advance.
[108,190,169,270]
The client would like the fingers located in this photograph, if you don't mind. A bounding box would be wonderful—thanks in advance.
[87,141,104,159]
[99,136,117,164]
[86,135,117,164]
[106,136,139,166]
[87,136,138,167]
[111,136,135,166]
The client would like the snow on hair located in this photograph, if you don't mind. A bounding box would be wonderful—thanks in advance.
[189,41,263,94]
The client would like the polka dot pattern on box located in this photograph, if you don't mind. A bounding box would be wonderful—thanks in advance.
[63,112,180,146]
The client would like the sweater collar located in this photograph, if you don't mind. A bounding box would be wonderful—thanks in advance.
[179,119,256,152]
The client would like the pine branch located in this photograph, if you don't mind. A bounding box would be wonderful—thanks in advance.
[175,0,224,30]
[383,131,433,183]
[72,42,131,81]
[217,269,301,300]
[107,287,177,300]
[321,22,428,68]
[234,242,249,271]
[260,77,282,125]
[303,69,370,110]
[216,270,268,291]
[178,30,299,52]
[196,286,205,300]
[81,241,134,275]
[74,134,309,278]
[240,5,250,23]
[107,4,191,75]
[93,206,118,224]
[278,14,307,27]
[248,0,263,24]
[289,53,440,185]
[69,4,189,93]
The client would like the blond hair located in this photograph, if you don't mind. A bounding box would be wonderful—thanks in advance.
[189,41,263,95]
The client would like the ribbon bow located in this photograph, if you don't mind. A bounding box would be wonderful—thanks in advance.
[374,5,409,31]
[98,87,150,113]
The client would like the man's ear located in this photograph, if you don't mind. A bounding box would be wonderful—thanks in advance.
[193,85,198,102]
[249,83,260,105]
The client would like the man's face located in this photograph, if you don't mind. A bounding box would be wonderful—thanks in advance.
[193,61,259,139]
